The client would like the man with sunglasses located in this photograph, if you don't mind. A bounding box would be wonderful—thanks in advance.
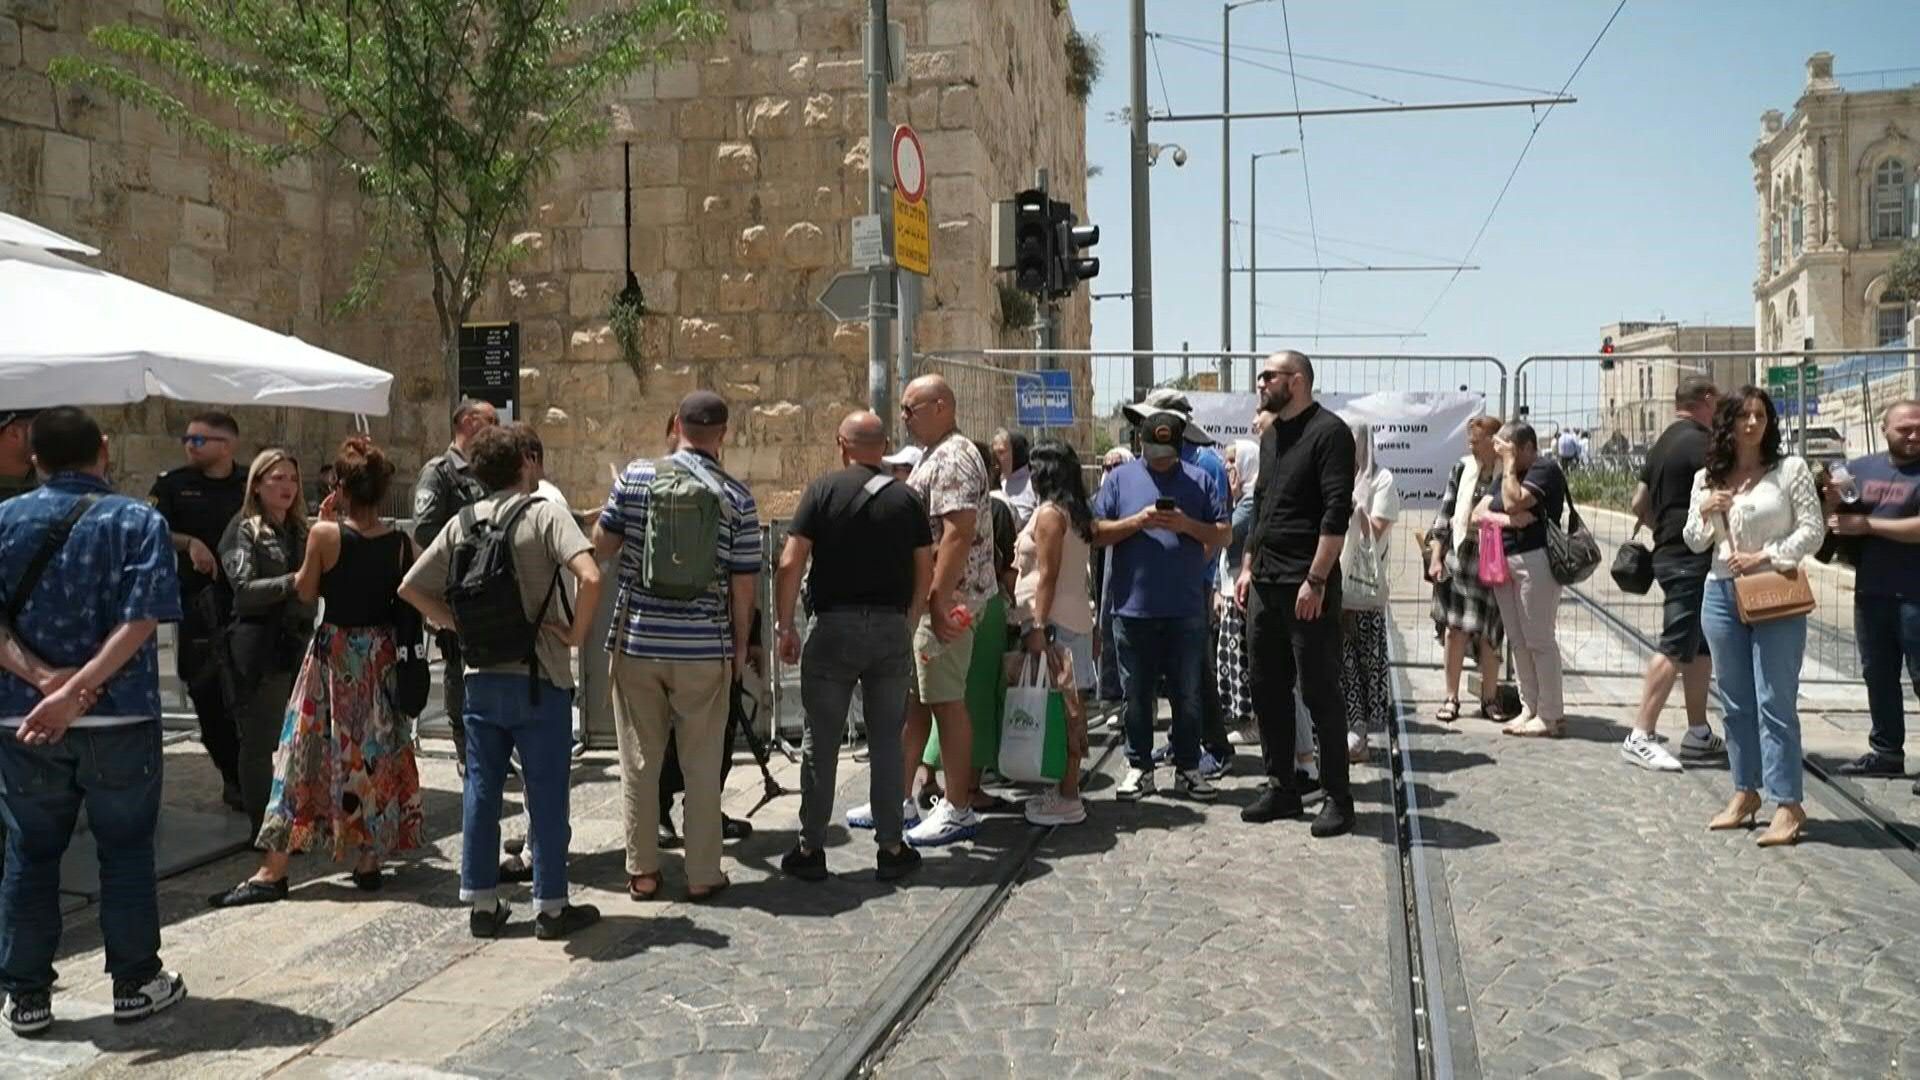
[149,411,246,810]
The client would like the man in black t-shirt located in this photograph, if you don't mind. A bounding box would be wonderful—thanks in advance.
[150,410,248,808]
[1622,375,1723,773]
[773,410,933,882]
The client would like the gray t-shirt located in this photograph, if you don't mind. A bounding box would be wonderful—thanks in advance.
[405,493,591,690]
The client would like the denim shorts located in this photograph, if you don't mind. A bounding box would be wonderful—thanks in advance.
[1653,552,1710,663]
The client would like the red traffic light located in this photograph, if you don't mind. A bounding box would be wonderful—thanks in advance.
[1600,336,1614,355]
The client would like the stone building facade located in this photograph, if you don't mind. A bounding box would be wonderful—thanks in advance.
[1596,321,1753,451]
[0,0,1092,511]
[1752,52,1919,356]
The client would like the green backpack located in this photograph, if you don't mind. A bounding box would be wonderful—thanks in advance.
[640,452,727,600]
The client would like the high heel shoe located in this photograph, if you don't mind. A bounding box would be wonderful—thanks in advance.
[1706,791,1762,831]
[1756,804,1806,847]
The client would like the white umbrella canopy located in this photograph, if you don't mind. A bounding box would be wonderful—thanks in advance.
[0,210,99,255]
[0,239,393,416]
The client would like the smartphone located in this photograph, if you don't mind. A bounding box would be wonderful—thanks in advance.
[1154,496,1176,512]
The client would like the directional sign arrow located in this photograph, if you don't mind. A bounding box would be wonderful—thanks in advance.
[816,269,894,323]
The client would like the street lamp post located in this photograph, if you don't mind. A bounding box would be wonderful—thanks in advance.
[1247,147,1298,367]
[1221,0,1275,392]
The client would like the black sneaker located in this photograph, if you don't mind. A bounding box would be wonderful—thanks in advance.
[1839,751,1906,778]
[113,970,186,1024]
[207,877,289,909]
[722,815,754,842]
[469,901,512,939]
[1295,769,1325,803]
[6,990,51,1037]
[498,855,534,885]
[781,844,828,881]
[1240,786,1304,823]
[535,903,602,940]
[1310,799,1355,838]
[658,815,683,850]
[876,842,922,881]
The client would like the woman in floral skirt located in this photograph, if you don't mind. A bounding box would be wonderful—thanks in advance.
[207,436,423,906]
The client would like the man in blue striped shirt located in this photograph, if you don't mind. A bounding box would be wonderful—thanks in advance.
[592,391,760,902]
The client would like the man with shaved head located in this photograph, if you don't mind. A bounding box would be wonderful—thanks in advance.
[774,411,934,880]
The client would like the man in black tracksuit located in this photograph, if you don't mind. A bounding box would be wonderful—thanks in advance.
[1236,351,1358,838]
[412,398,498,775]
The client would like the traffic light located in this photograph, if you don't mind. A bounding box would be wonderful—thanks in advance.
[1600,335,1615,371]
[1053,199,1100,297]
[1012,189,1054,294]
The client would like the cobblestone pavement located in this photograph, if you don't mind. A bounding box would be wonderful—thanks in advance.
[876,750,1399,1079]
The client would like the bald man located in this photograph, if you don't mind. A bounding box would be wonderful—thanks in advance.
[774,411,934,880]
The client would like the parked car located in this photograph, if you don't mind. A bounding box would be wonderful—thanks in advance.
[1785,425,1846,462]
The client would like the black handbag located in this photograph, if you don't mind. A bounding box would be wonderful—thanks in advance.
[1544,485,1602,586]
[389,537,431,718]
[1610,530,1655,595]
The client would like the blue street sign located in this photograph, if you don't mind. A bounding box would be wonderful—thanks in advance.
[1014,369,1075,426]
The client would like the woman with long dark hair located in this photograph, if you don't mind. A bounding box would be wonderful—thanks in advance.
[211,437,423,906]
[1683,387,1823,846]
[1012,440,1096,825]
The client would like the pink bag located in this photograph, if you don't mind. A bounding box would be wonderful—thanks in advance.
[1477,520,1510,586]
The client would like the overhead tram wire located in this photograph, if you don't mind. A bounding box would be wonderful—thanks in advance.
[1277,0,1324,337]
[1241,220,1469,268]
[1412,0,1628,332]
[1150,34,1405,107]
[1151,31,1564,98]
[1148,32,1175,118]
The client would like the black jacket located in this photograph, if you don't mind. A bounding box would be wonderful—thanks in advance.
[411,446,488,548]
[217,514,317,684]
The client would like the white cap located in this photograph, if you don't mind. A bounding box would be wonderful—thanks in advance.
[882,446,923,469]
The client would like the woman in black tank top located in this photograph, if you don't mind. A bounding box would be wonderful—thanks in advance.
[208,437,425,909]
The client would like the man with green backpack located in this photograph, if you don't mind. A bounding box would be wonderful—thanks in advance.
[592,391,762,903]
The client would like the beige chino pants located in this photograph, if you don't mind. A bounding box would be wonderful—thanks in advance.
[610,654,731,889]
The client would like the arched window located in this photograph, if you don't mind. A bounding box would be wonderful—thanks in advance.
[1790,202,1804,258]
[1881,289,1913,347]
[1787,291,1799,321]
[1766,302,1781,351]
[1872,158,1912,242]
[1769,215,1783,274]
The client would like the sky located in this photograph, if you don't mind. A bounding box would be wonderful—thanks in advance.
[1074,0,1920,397]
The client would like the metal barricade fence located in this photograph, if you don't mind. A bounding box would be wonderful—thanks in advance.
[913,351,1095,455]
[1514,349,1915,684]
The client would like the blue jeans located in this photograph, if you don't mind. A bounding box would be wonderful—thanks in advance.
[1701,579,1805,804]
[1097,586,1124,702]
[461,674,574,912]
[0,722,164,994]
[1857,594,1920,759]
[1113,614,1209,770]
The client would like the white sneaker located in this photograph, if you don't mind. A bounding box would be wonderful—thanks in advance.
[1620,732,1683,773]
[1346,730,1368,764]
[905,798,979,847]
[1174,769,1218,801]
[1024,790,1088,826]
[1116,766,1155,801]
[113,970,186,1024]
[1227,723,1260,746]
[847,799,920,830]
[1680,727,1727,758]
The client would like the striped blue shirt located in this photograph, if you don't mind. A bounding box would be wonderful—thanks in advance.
[599,449,761,660]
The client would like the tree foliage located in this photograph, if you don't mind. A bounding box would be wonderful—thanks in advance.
[51,0,725,383]
[1889,242,1920,301]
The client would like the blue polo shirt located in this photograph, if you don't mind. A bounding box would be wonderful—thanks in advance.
[1183,442,1231,587]
[0,473,181,725]
[1092,458,1222,619]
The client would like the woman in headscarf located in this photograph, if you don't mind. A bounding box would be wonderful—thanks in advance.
[1339,421,1401,762]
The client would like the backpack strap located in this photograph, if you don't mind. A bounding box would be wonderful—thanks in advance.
[849,471,894,517]
[668,450,728,499]
[3,493,103,624]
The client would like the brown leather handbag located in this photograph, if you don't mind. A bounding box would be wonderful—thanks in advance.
[1716,513,1816,625]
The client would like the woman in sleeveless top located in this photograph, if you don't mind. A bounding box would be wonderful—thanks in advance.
[1011,441,1097,827]
[209,437,423,907]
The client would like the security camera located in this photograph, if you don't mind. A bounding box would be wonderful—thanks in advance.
[1171,147,1188,167]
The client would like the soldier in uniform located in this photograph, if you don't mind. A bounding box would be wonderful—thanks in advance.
[150,411,248,809]
[411,398,499,776]
[0,410,37,503]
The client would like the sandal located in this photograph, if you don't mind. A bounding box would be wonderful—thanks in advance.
[627,871,663,902]
[1478,698,1504,721]
[688,875,731,903]
[1435,697,1460,723]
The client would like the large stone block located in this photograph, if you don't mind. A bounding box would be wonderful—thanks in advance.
[0,69,54,127]
[506,275,567,318]
[148,150,210,201]
[180,201,226,250]
[54,85,118,141]
[676,98,735,140]
[780,221,830,268]
[715,271,764,313]
[521,318,563,363]
[657,58,701,99]
[747,97,796,139]
[799,8,858,51]
[736,224,772,266]
[938,84,978,129]
[168,245,213,296]
[927,2,979,46]
[803,93,836,130]
[746,9,799,54]
[578,226,629,272]
[815,58,864,91]
[714,142,759,182]
[0,16,18,68]
[567,271,622,319]
[675,316,741,359]
[37,129,88,197]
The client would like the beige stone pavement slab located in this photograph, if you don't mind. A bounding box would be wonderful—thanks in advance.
[311,999,513,1065]
[399,954,573,1011]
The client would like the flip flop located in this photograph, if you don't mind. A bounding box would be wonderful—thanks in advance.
[628,871,663,902]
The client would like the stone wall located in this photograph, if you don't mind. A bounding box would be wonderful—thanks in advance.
[1,0,1092,514]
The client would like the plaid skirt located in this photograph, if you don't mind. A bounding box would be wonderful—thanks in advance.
[1430,546,1505,648]
[1215,599,1253,724]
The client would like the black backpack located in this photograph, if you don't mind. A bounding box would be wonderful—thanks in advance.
[445,496,563,682]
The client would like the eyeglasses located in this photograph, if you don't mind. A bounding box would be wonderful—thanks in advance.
[180,434,231,448]
[900,401,931,419]
[1257,369,1296,385]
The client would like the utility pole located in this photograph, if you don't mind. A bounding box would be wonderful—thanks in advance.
[1219,4,1231,391]
[866,0,894,421]
[1128,0,1154,401]
[1247,147,1297,367]
[1033,167,1060,357]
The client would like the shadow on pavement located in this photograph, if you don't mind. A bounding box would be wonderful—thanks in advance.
[558,913,731,963]
[28,995,332,1066]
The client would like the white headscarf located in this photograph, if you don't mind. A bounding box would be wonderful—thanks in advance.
[1349,420,1376,514]
[1231,438,1259,491]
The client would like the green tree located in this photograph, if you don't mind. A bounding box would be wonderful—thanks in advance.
[1889,242,1920,300]
[52,0,725,389]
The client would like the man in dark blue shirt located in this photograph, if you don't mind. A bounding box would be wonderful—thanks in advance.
[0,407,186,1035]
[1092,408,1228,802]
[1831,401,1920,788]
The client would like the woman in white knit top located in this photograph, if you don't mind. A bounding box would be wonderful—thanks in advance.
[1683,387,1825,847]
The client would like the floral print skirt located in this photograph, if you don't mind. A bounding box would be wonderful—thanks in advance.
[256,623,423,862]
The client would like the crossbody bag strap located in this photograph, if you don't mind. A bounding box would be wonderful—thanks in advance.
[3,493,102,623]
[849,471,894,517]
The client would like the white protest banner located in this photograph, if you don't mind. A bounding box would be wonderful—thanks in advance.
[1184,389,1484,511]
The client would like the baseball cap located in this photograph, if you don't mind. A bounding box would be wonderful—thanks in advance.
[1138,409,1187,461]
[677,390,729,427]
[882,445,923,469]
[1121,387,1214,445]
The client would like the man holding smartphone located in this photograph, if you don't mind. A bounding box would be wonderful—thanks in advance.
[1091,408,1230,801]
